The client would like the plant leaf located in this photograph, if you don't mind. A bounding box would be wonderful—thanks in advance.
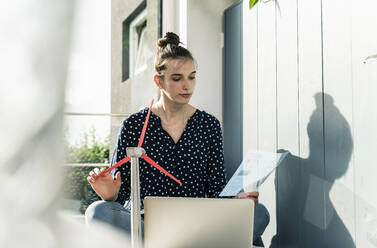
[249,0,259,9]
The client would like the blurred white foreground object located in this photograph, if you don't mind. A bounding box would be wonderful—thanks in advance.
[0,1,130,247]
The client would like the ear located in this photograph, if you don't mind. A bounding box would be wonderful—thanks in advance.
[154,75,163,89]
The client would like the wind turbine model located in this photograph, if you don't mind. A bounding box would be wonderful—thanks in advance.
[98,99,182,248]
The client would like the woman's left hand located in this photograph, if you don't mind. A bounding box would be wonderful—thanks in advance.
[234,191,259,205]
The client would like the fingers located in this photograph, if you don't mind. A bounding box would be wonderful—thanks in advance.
[87,168,101,183]
[236,191,259,198]
[235,191,259,204]
[89,170,97,178]
[87,168,113,184]
[115,171,121,187]
[246,191,259,198]
[115,171,121,180]
[246,191,259,201]
[246,191,259,204]
[87,175,95,184]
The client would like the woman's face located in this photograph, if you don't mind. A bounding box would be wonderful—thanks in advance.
[158,59,196,104]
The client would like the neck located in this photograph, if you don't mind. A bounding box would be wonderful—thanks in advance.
[156,94,189,122]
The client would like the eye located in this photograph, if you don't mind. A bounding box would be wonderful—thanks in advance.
[189,76,196,80]
[172,78,181,82]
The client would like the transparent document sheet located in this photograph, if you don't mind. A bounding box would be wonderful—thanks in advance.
[220,150,288,196]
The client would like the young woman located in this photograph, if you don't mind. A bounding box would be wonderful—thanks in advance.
[85,32,269,246]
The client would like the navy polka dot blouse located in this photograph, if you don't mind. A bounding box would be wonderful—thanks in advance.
[111,107,227,209]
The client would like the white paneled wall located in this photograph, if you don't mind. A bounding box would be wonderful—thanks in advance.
[187,0,238,123]
[275,0,300,246]
[322,0,356,246]
[352,0,377,247]
[256,0,278,244]
[242,0,258,154]
[242,0,377,247]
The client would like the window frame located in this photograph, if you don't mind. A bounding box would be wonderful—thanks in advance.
[122,0,147,82]
[63,112,129,167]
[129,8,147,77]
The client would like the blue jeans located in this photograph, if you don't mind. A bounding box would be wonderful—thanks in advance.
[85,200,269,247]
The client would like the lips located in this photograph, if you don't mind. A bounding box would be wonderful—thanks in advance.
[180,94,192,98]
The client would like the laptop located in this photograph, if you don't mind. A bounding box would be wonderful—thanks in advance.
[144,197,254,248]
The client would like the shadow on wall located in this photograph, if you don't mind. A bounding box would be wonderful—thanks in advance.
[270,93,355,248]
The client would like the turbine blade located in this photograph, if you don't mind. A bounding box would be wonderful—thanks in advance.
[141,153,182,185]
[137,99,154,147]
[98,156,131,177]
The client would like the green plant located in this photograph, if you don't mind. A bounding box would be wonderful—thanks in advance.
[250,0,259,9]
[66,127,110,164]
[63,127,110,214]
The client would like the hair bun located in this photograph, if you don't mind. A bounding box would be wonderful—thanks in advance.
[157,32,180,48]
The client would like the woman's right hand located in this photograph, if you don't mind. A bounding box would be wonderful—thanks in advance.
[87,168,122,201]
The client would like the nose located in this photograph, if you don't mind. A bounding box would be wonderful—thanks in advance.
[182,78,190,91]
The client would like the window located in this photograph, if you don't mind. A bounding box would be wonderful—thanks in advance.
[130,13,148,76]
[63,0,112,214]
[122,0,147,81]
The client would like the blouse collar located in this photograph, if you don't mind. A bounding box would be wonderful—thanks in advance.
[146,107,201,126]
